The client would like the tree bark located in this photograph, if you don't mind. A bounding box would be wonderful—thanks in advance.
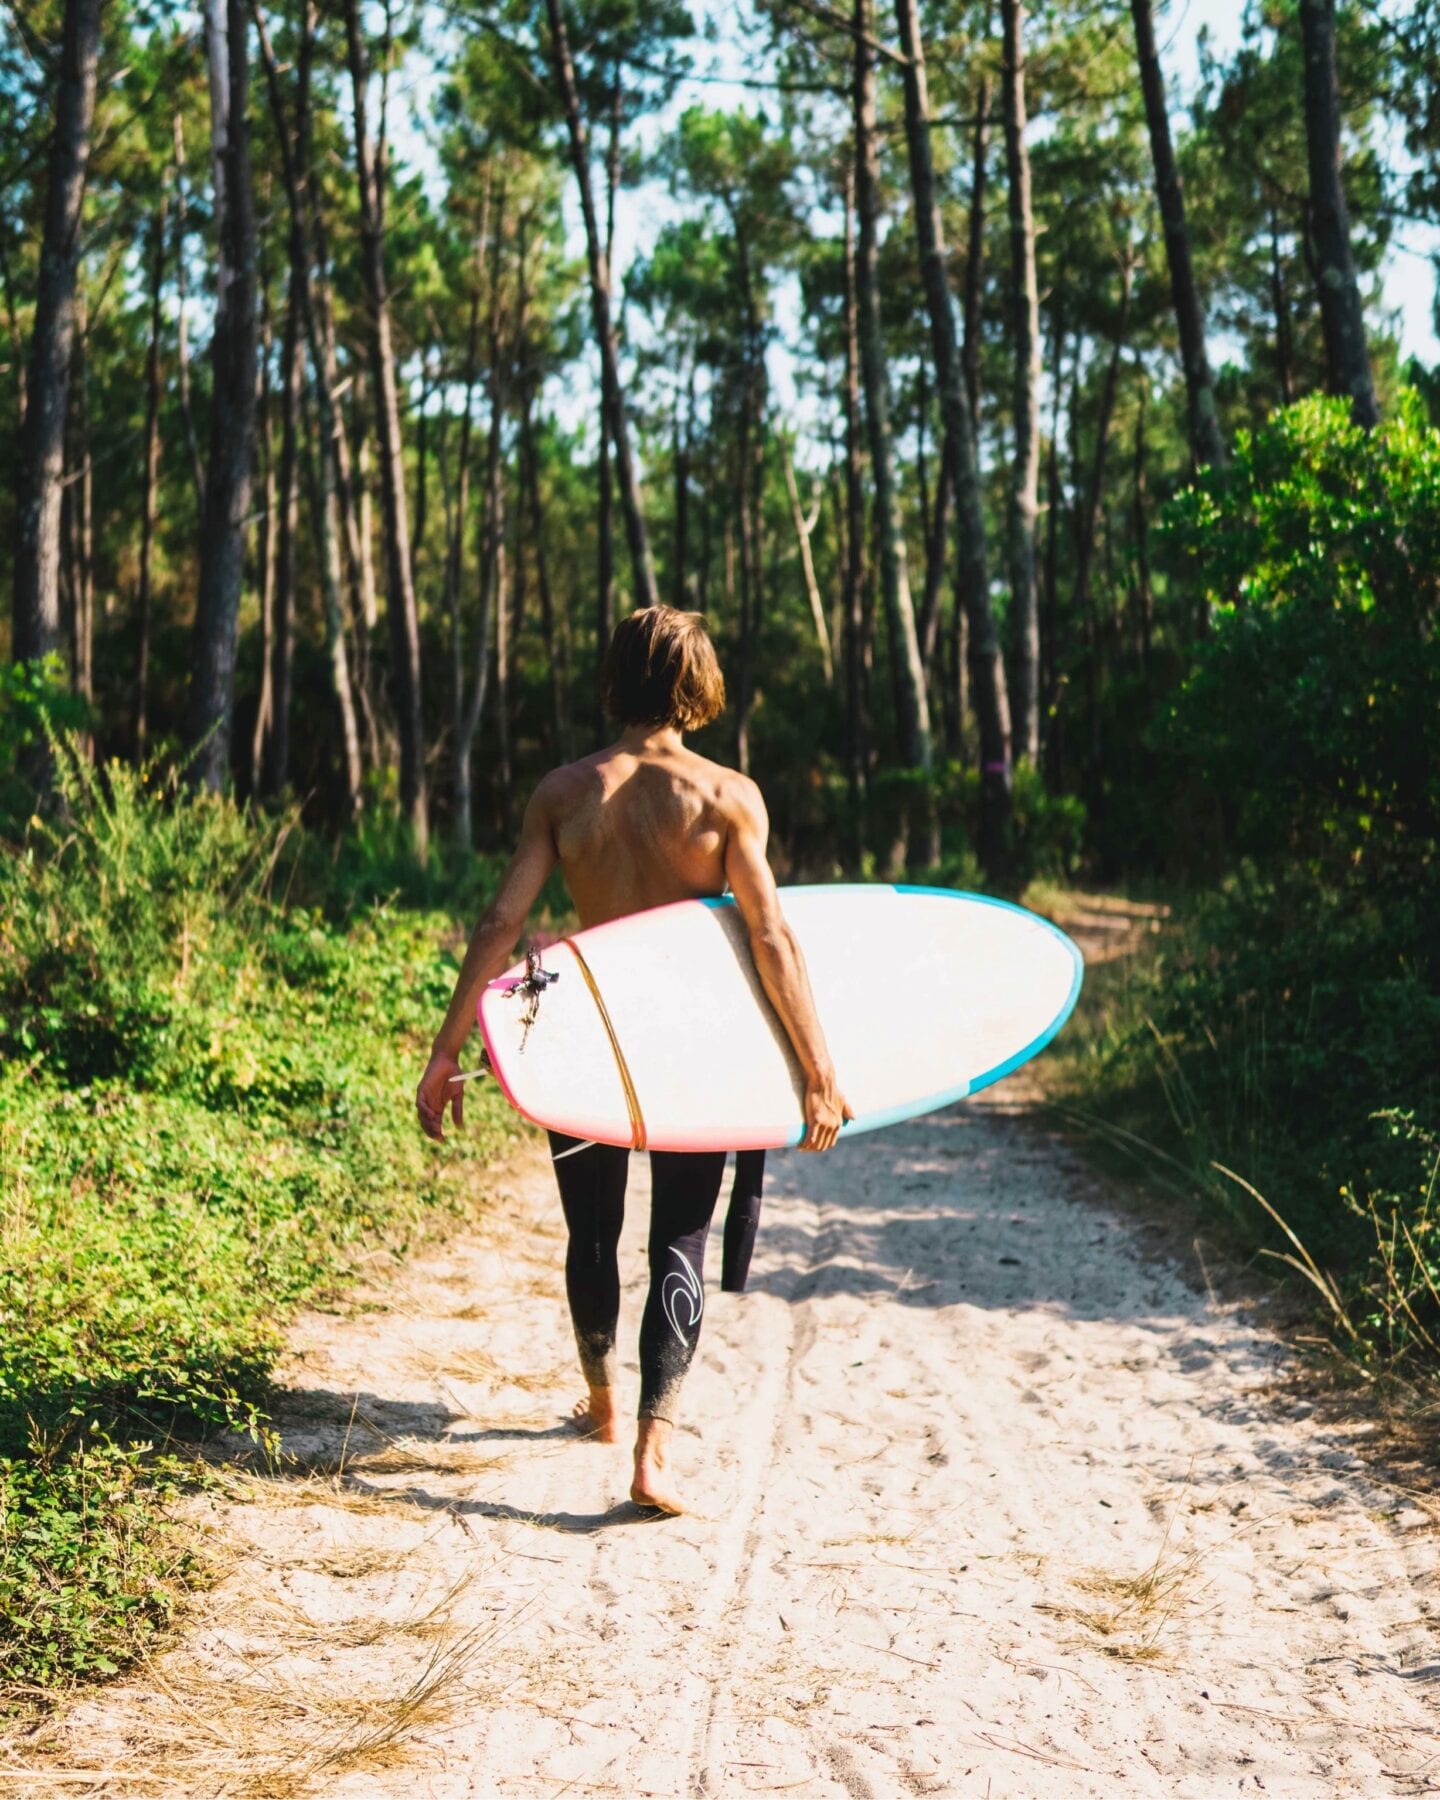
[171,113,207,513]
[1130,0,1228,466]
[187,0,259,792]
[12,0,103,672]
[892,0,1012,873]
[841,171,870,868]
[545,0,659,616]
[1298,0,1378,426]
[136,191,166,757]
[252,0,363,811]
[1001,0,1041,767]
[782,445,834,684]
[251,272,277,786]
[261,276,302,796]
[856,0,931,779]
[343,0,428,854]
[961,75,989,428]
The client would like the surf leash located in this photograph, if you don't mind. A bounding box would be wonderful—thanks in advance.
[561,937,648,1152]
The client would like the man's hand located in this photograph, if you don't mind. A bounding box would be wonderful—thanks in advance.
[416,1047,465,1142]
[801,1069,854,1152]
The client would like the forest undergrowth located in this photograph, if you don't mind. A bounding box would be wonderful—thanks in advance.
[0,749,522,1706]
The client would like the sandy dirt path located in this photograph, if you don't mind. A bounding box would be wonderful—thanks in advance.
[17,1075,1440,1799]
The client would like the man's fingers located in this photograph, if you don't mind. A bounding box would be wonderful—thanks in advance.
[450,1082,464,1129]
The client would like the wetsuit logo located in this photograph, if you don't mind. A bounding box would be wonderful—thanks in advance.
[662,1249,703,1349]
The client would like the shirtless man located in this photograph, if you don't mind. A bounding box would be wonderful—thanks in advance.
[416,605,850,1513]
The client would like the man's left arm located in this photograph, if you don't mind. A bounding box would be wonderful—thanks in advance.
[416,782,560,1142]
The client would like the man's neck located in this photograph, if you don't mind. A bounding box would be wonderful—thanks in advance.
[617,723,685,756]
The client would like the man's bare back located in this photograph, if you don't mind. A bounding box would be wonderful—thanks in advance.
[537,738,754,930]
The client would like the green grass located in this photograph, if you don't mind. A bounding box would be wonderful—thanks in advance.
[0,747,515,1701]
[1048,873,1440,1373]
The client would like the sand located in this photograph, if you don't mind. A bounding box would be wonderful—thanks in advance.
[12,1067,1439,1799]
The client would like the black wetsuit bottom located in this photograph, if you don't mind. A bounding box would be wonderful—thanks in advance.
[548,1133,727,1419]
[722,1149,766,1293]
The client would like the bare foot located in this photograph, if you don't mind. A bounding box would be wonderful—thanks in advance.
[631,1417,685,1515]
[571,1387,621,1443]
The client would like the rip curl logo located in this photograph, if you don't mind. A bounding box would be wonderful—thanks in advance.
[662,1249,703,1349]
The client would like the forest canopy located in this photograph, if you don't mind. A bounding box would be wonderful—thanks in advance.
[1,0,1434,887]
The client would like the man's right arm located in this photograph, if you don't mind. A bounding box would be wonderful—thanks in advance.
[723,777,852,1152]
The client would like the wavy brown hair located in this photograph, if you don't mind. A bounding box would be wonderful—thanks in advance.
[601,606,726,732]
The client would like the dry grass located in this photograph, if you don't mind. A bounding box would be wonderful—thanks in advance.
[410,1345,572,1394]
[1037,1518,1199,1664]
[1,1591,541,1800]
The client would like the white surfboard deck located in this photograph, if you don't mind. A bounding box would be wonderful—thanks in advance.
[478,884,1083,1154]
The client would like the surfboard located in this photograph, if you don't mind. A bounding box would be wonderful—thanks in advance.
[477,884,1083,1154]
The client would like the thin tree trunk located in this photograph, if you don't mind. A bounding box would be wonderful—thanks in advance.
[411,341,432,586]
[782,445,834,684]
[67,298,95,726]
[856,0,931,780]
[841,171,870,867]
[1131,368,1153,675]
[251,271,277,786]
[673,359,693,607]
[962,74,990,428]
[1071,255,1134,630]
[252,0,363,808]
[188,0,259,792]
[172,113,206,514]
[136,191,166,758]
[262,278,301,795]
[1130,0,1228,466]
[352,368,380,637]
[453,221,507,853]
[544,0,659,615]
[734,385,757,774]
[1298,0,1378,426]
[893,0,1012,873]
[300,376,365,811]
[343,0,428,854]
[593,69,621,738]
[1042,298,1066,780]
[1269,207,1295,406]
[1001,0,1041,767]
[12,0,103,673]
[522,388,568,758]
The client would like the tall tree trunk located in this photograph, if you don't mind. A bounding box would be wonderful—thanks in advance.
[252,0,363,809]
[782,445,834,683]
[962,74,990,427]
[171,112,206,514]
[544,0,659,615]
[187,0,258,792]
[1130,0,1228,466]
[841,171,870,868]
[893,0,1012,873]
[673,359,693,606]
[521,388,568,758]
[1001,0,1041,767]
[1298,0,1378,426]
[12,0,103,673]
[136,191,167,757]
[343,0,428,854]
[351,368,380,636]
[856,0,931,780]
[251,271,277,786]
[1269,208,1295,406]
[66,298,95,728]
[1072,256,1134,632]
[1131,368,1153,675]
[262,279,301,796]
[1042,298,1066,782]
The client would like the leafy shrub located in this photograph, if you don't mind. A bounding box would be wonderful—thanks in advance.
[1063,397,1440,1365]
[0,748,513,1696]
[1163,391,1440,888]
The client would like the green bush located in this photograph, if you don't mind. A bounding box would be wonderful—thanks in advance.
[0,747,513,1696]
[1163,391,1440,886]
[1064,396,1440,1367]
